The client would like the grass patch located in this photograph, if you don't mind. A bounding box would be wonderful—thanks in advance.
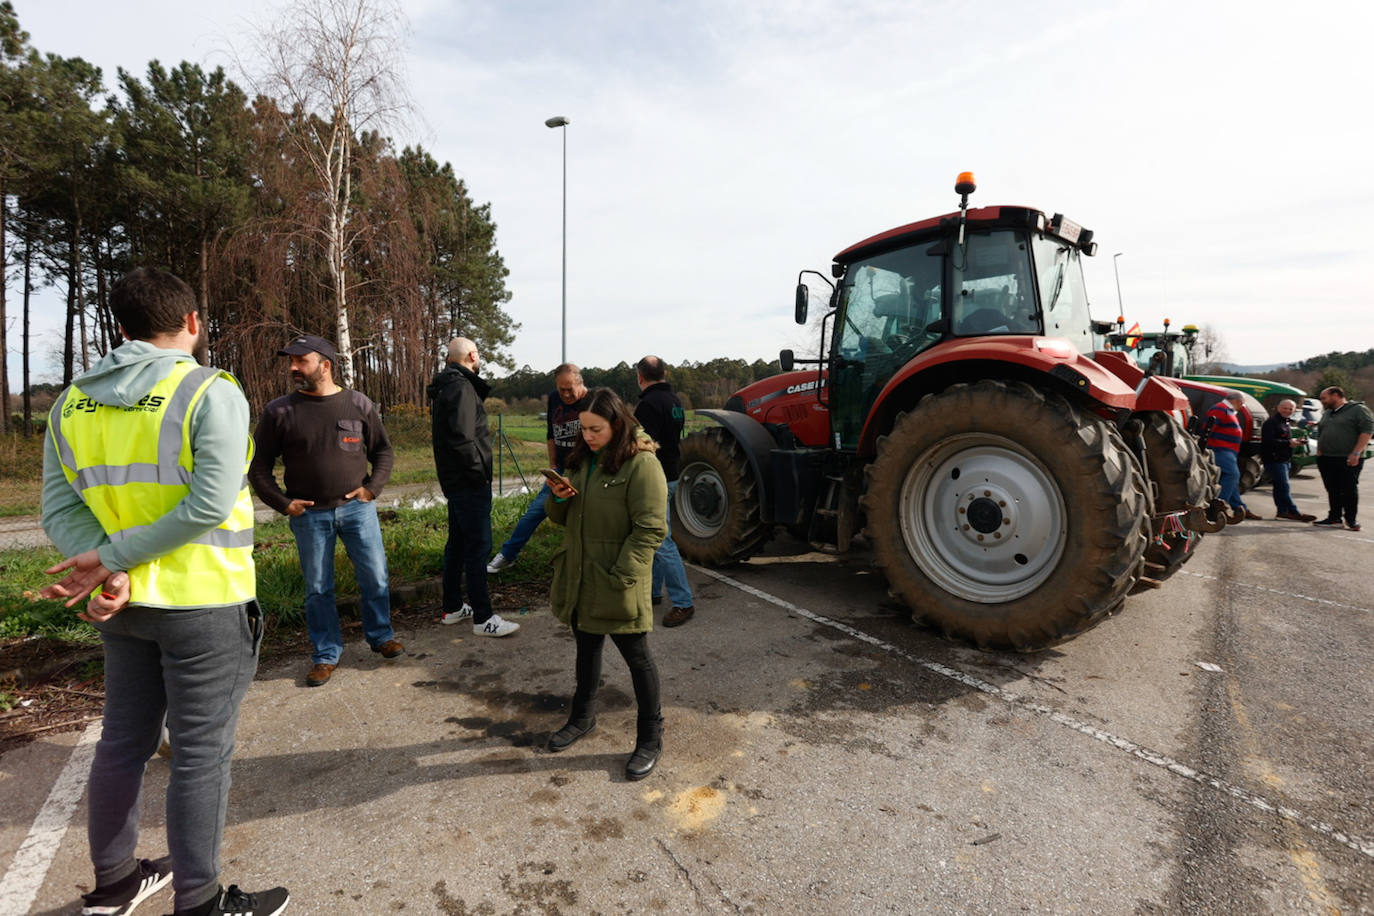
[2,490,562,639]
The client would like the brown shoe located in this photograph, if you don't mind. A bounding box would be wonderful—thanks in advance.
[372,639,405,659]
[306,663,336,687]
[1243,510,1263,521]
[663,606,695,628]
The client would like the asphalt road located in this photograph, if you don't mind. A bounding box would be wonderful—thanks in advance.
[2,470,1371,914]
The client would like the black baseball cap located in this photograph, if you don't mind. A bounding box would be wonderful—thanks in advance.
[277,334,337,361]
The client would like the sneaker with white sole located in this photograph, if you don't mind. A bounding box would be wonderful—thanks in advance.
[80,856,172,915]
[475,614,520,637]
[179,883,289,916]
[441,604,473,625]
[486,553,514,574]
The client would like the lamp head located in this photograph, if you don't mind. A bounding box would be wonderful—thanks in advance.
[545,116,570,128]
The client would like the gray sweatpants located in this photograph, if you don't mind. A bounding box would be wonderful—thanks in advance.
[88,601,261,912]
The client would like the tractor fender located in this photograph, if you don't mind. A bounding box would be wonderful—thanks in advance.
[694,408,777,521]
[858,337,1139,456]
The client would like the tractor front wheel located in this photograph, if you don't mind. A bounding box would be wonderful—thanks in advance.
[863,380,1150,651]
[673,427,772,566]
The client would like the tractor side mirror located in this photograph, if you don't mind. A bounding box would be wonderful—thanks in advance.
[795,284,809,324]
[779,349,794,372]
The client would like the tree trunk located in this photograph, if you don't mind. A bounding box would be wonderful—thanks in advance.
[0,175,9,434]
[22,232,32,436]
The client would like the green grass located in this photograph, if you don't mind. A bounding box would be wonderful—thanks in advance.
[1,490,562,639]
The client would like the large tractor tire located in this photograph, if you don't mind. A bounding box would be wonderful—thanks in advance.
[1136,412,1219,587]
[673,427,772,566]
[1238,454,1264,493]
[862,380,1150,651]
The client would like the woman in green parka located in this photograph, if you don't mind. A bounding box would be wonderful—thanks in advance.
[544,387,668,780]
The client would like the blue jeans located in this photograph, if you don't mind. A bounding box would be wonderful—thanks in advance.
[1264,460,1298,515]
[1210,447,1246,512]
[443,485,493,624]
[652,480,694,607]
[289,499,394,663]
[496,482,552,562]
[90,602,261,912]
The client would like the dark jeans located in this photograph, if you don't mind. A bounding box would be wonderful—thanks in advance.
[1264,460,1298,515]
[1317,455,1363,524]
[89,602,261,913]
[570,624,661,729]
[442,485,493,623]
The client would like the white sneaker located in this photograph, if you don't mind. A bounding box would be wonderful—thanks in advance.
[486,553,513,574]
[475,614,520,637]
[441,604,473,625]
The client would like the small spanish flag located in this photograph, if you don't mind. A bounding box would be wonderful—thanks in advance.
[1125,322,1142,349]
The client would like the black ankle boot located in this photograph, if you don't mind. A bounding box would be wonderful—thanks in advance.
[547,716,596,752]
[625,716,662,780]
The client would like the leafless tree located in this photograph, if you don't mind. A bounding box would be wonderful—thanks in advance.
[1193,324,1230,374]
[249,0,411,384]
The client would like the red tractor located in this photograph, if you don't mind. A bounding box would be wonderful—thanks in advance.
[673,174,1226,650]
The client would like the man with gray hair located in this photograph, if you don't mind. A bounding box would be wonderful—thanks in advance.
[1260,399,1316,521]
[428,337,519,636]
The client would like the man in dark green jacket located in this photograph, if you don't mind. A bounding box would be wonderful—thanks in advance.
[1313,386,1374,531]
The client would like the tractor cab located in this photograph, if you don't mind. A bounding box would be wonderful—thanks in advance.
[797,174,1099,450]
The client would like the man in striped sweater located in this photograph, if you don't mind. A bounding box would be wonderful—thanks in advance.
[1206,390,1261,521]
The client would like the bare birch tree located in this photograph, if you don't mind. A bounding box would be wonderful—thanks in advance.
[250,0,410,384]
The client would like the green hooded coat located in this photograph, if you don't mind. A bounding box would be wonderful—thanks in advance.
[546,443,668,634]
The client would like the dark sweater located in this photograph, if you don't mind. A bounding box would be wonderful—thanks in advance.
[249,389,393,512]
[1260,412,1293,464]
[635,381,685,480]
[427,364,492,490]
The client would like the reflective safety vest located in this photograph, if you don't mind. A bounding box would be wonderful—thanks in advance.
[48,361,256,609]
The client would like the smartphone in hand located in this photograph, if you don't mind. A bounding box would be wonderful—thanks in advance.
[540,468,576,494]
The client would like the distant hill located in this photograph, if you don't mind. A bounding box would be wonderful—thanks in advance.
[1219,362,1291,374]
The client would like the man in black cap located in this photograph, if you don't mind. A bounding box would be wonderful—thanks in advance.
[249,334,404,686]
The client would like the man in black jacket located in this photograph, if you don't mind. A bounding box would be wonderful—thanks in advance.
[429,338,519,637]
[635,356,696,627]
[1261,399,1315,522]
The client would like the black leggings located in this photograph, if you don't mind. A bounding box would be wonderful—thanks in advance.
[571,625,660,725]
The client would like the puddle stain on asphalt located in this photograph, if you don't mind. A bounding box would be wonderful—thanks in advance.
[666,785,726,833]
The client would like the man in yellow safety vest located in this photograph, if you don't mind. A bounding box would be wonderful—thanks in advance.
[41,268,288,916]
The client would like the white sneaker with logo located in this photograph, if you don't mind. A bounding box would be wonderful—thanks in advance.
[475,614,520,637]
[441,604,473,625]
[486,553,513,574]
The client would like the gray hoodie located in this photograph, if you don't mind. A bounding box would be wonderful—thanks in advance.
[41,340,252,576]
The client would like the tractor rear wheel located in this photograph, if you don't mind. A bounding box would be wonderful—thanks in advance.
[1238,454,1263,493]
[673,427,772,566]
[862,380,1150,651]
[1136,412,1219,587]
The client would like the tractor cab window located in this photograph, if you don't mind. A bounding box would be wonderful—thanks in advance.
[830,245,943,448]
[1031,235,1093,353]
[836,249,943,363]
[951,232,1040,336]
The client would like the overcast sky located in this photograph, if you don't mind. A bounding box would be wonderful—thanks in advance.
[9,0,1371,387]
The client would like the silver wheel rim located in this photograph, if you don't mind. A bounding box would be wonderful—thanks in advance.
[677,460,728,538]
[898,433,1067,602]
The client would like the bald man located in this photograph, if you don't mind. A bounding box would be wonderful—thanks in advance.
[428,338,519,636]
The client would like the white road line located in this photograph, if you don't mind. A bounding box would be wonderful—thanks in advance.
[696,566,1374,861]
[1179,570,1371,614]
[0,720,100,916]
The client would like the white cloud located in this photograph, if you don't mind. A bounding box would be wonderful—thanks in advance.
[8,0,1373,391]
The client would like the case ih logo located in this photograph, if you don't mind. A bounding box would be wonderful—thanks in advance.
[785,379,825,395]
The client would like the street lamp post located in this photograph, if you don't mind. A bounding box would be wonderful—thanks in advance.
[1112,252,1125,319]
[545,116,570,363]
